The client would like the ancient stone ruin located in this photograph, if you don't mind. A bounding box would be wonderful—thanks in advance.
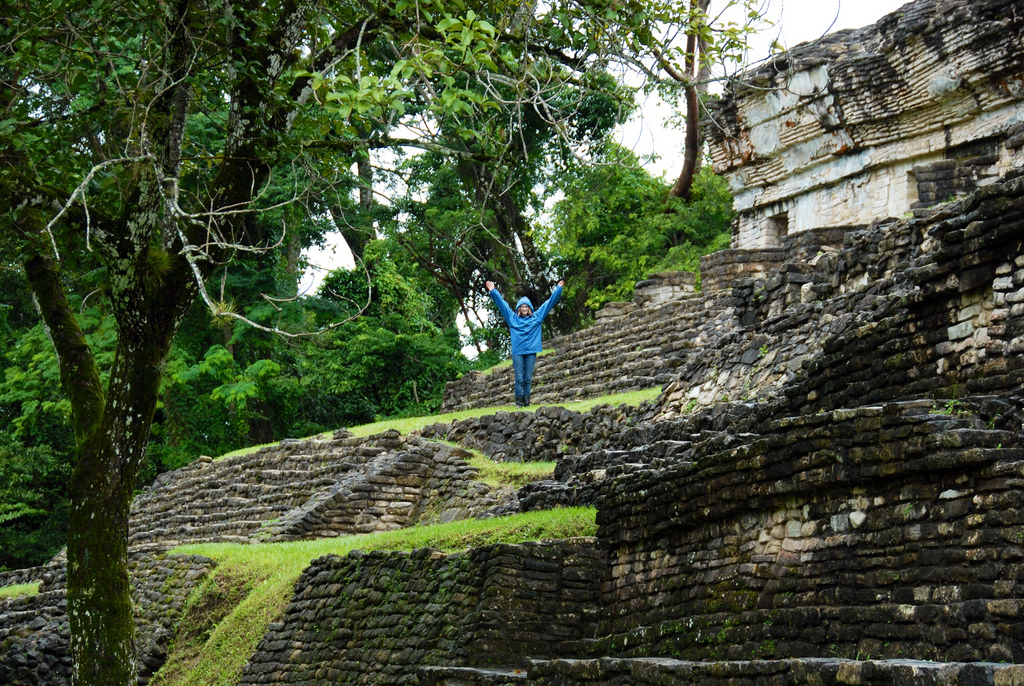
[705,0,1024,250]
[2,0,1024,683]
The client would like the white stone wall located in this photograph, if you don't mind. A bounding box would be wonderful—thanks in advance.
[708,0,1024,250]
[735,155,941,248]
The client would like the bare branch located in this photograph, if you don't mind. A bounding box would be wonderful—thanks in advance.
[175,228,373,337]
[39,155,155,260]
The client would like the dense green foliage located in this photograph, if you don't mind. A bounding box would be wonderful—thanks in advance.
[0,238,466,569]
[545,144,734,329]
[378,72,631,356]
[306,240,468,424]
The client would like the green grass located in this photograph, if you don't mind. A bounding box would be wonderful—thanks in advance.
[0,582,40,599]
[466,455,556,488]
[456,445,556,487]
[350,386,660,437]
[214,385,663,461]
[215,433,333,461]
[153,508,596,686]
[558,386,661,413]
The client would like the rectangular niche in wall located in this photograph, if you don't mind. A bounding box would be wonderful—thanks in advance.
[906,170,920,208]
[766,211,789,247]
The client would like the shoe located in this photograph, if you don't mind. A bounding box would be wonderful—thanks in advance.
[515,395,525,407]
[523,393,530,407]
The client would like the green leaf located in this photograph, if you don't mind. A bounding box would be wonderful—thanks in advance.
[211,381,258,410]
[244,359,281,379]
[476,20,496,36]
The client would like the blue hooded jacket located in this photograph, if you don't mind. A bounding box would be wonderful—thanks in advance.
[489,285,563,355]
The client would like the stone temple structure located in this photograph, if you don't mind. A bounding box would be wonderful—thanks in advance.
[2,0,1024,684]
[705,0,1024,249]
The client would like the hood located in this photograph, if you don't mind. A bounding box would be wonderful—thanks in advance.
[515,296,534,315]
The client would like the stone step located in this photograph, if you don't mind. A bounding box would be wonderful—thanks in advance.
[524,657,1024,685]
[417,666,528,685]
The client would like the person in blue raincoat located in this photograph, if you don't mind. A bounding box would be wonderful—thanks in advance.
[485,279,564,407]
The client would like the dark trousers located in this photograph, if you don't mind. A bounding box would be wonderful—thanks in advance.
[512,353,537,400]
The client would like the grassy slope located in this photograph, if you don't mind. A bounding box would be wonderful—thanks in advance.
[152,508,597,686]
[465,452,556,487]
[217,385,661,460]
[155,385,658,683]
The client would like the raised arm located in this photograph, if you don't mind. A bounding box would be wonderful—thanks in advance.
[534,281,564,322]
[487,281,514,325]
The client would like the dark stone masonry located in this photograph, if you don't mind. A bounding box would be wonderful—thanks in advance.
[2,0,1024,683]
[594,402,1023,663]
[0,553,214,686]
[238,540,604,685]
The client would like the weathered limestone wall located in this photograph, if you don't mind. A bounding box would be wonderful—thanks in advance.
[654,171,1024,420]
[0,552,214,686]
[699,226,851,293]
[237,541,604,685]
[238,401,1023,683]
[783,176,1024,414]
[705,0,1024,248]
[423,177,1024,670]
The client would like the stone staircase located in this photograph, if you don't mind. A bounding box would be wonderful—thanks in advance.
[442,282,737,412]
[420,658,1024,685]
[257,437,505,541]
[128,431,515,548]
[128,431,402,547]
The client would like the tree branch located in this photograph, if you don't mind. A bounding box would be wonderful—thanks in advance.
[18,219,105,444]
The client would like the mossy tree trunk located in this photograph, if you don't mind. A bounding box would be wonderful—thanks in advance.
[18,187,198,684]
[4,0,308,681]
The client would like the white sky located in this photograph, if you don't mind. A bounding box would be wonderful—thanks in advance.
[299,0,911,294]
